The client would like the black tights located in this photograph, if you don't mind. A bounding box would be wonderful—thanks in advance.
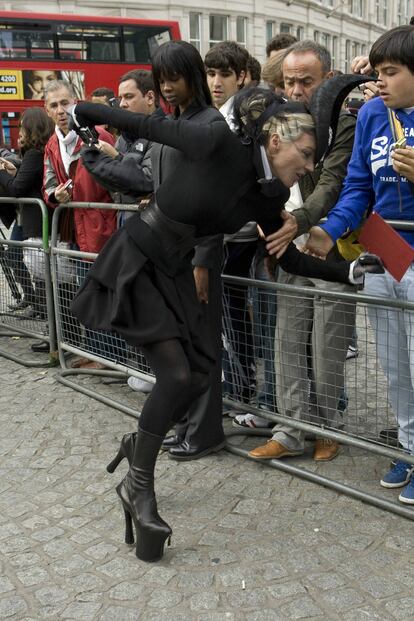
[138,339,210,437]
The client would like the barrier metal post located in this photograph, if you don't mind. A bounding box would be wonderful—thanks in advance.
[0,197,58,367]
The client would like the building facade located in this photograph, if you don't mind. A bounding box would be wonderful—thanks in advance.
[1,0,412,69]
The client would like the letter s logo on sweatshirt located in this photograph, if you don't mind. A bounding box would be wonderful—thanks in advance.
[370,136,392,176]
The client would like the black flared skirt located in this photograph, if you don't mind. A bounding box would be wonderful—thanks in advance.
[71,227,214,374]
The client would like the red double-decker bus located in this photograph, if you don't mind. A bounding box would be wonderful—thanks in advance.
[0,11,181,148]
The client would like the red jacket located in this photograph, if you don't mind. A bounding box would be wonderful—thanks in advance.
[43,127,117,253]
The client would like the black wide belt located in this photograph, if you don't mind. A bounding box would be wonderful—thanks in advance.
[124,201,196,276]
[140,202,196,259]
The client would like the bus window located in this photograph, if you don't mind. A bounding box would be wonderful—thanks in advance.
[123,26,171,63]
[57,23,121,62]
[29,33,55,59]
[0,23,53,59]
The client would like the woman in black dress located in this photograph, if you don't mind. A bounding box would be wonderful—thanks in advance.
[69,42,378,562]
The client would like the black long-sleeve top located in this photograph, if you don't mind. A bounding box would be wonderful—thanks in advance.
[0,148,45,238]
[74,102,350,284]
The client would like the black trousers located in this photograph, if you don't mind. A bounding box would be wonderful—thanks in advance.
[175,245,224,448]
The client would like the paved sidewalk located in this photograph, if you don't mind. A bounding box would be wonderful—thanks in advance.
[1,354,414,621]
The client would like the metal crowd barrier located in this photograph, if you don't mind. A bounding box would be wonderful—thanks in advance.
[0,197,57,367]
[224,274,414,521]
[51,203,154,419]
[50,203,414,520]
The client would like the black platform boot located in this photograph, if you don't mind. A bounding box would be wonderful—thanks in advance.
[106,432,137,473]
[116,427,172,562]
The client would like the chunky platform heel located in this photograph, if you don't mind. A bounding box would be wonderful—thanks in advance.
[106,432,137,473]
[135,522,172,563]
[116,426,172,562]
[117,479,172,562]
[123,507,134,545]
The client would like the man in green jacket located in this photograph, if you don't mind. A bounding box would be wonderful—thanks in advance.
[249,41,357,462]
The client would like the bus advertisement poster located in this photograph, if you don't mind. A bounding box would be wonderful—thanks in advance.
[0,70,23,100]
[23,70,85,100]
[0,69,84,101]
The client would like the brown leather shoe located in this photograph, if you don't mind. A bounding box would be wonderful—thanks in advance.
[248,440,303,460]
[314,438,339,461]
[71,359,108,370]
[71,357,91,369]
[83,361,108,370]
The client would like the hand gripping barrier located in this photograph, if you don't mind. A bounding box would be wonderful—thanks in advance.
[0,197,57,367]
[50,203,414,520]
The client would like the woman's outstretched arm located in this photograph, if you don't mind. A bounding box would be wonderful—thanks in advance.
[72,102,230,160]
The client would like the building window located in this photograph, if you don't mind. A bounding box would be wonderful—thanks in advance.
[397,0,404,23]
[189,12,201,50]
[345,39,351,72]
[296,26,304,40]
[280,23,292,34]
[375,0,380,22]
[332,35,338,69]
[352,41,360,60]
[375,0,388,25]
[320,32,330,50]
[266,21,276,42]
[350,0,364,16]
[383,0,388,25]
[209,14,228,47]
[314,30,320,44]
[236,16,247,47]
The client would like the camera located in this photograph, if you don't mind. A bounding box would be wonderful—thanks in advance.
[77,126,99,148]
[62,179,73,191]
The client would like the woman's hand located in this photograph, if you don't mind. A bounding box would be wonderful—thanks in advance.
[392,147,414,183]
[193,266,209,304]
[304,226,334,258]
[0,158,17,177]
[265,211,298,258]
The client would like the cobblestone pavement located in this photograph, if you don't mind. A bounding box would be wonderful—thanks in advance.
[1,346,414,621]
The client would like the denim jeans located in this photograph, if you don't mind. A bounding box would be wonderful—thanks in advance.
[364,267,414,455]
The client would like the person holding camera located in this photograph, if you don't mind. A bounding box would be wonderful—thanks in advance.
[43,79,117,368]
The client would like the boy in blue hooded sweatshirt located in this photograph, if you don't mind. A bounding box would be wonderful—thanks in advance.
[304,25,414,505]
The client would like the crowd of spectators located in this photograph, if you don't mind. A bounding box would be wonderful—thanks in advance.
[1,22,414,505]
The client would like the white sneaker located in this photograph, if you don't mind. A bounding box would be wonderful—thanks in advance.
[233,413,273,429]
[346,345,359,360]
[127,376,154,393]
